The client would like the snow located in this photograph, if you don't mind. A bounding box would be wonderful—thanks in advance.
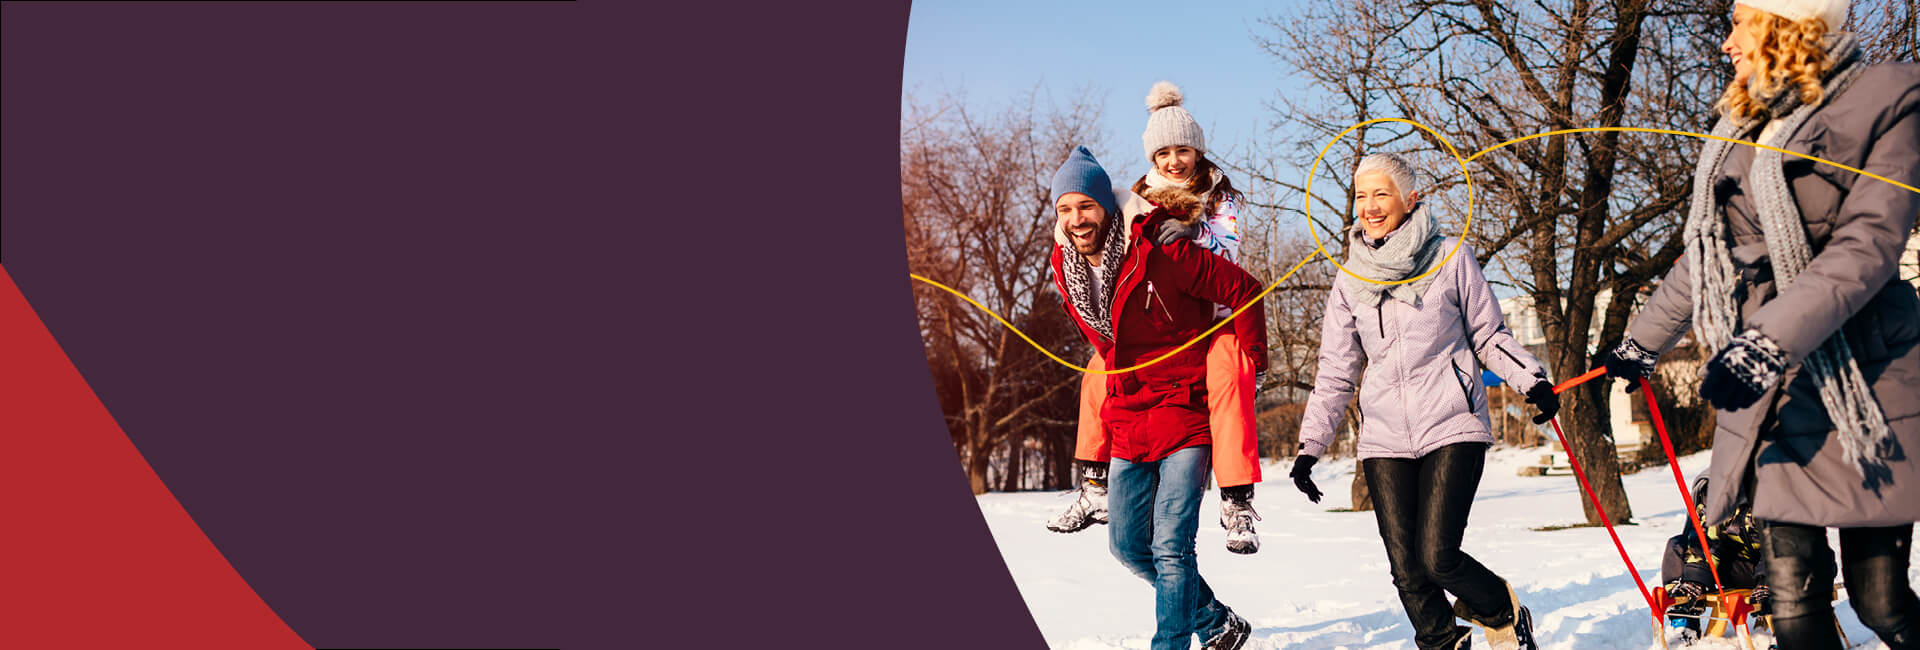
[976,447,1919,649]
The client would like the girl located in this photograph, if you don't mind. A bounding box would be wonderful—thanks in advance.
[1048,82,1267,558]
[1291,153,1558,650]
[1599,1,1920,646]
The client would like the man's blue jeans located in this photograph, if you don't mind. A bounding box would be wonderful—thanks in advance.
[1109,445,1229,650]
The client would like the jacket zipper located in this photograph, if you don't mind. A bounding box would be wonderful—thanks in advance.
[1377,294,1389,340]
[1147,282,1174,322]
[1107,252,1140,341]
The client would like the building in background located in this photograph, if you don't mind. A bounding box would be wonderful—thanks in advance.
[1499,289,1647,457]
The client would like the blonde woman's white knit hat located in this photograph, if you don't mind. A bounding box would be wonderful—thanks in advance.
[1141,81,1206,160]
[1737,0,1848,31]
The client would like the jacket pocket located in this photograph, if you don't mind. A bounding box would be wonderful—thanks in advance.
[1494,342,1528,374]
[1451,359,1475,414]
[1845,285,1920,364]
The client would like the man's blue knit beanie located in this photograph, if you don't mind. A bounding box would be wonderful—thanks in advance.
[1049,146,1120,219]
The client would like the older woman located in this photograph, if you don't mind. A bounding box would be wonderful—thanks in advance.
[1291,153,1558,650]
[1597,0,1920,647]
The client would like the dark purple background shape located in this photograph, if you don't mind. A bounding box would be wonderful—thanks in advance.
[1,1,1046,648]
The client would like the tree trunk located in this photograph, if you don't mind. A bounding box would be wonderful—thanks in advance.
[1561,378,1633,523]
[967,422,992,495]
[1048,434,1074,490]
[1004,430,1024,491]
[1350,460,1373,511]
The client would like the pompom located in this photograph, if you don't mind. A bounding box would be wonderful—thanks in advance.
[1145,81,1183,112]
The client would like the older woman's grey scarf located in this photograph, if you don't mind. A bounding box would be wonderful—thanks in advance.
[1685,33,1892,482]
[1341,202,1444,307]
[1060,207,1130,341]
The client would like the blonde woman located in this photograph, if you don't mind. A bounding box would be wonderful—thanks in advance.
[1597,0,1920,646]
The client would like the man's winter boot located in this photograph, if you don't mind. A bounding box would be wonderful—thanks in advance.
[1202,607,1251,650]
[1220,488,1261,554]
[1045,463,1108,533]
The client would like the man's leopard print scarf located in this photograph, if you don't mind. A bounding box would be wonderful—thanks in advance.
[1060,213,1129,341]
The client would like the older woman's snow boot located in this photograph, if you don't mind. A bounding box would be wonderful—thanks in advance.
[1455,582,1536,650]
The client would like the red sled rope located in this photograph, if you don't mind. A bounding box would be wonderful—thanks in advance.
[1544,369,1728,627]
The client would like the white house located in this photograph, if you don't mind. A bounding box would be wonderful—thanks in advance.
[1497,289,1648,456]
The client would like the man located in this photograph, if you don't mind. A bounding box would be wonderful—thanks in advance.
[1046,145,1269,650]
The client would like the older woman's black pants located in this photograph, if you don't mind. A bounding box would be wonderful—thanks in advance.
[1365,442,1511,650]
[1764,522,1919,649]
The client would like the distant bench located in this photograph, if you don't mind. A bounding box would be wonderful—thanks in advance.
[1517,441,1644,476]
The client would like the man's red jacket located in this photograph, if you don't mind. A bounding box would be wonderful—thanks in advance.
[1050,208,1269,464]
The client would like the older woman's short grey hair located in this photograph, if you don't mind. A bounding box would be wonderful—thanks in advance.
[1354,153,1418,200]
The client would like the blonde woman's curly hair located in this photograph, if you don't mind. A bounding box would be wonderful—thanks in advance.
[1720,10,1834,123]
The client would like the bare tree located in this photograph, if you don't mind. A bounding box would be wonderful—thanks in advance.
[903,86,1108,494]
[1853,0,1919,64]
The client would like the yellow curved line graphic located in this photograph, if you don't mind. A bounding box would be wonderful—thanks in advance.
[909,125,1920,375]
[911,249,1316,375]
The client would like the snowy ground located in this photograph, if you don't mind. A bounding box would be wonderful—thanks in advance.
[976,447,1919,649]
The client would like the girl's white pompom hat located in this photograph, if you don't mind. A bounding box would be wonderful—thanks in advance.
[1737,0,1848,31]
[1142,81,1206,160]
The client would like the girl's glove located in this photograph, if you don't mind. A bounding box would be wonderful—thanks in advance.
[1700,328,1787,411]
[1154,217,1197,246]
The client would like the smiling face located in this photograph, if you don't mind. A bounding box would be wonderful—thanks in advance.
[1055,192,1110,260]
[1152,146,1200,183]
[1723,4,1766,86]
[1353,170,1416,241]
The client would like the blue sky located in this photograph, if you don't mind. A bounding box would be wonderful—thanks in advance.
[903,0,1318,186]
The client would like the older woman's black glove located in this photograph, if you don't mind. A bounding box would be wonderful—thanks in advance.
[1596,338,1660,393]
[1289,455,1323,503]
[1700,328,1787,411]
[1524,381,1560,424]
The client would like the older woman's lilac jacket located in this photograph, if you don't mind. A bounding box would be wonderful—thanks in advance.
[1298,238,1550,460]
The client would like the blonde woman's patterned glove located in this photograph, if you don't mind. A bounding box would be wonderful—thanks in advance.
[1598,338,1659,393]
[1700,328,1787,411]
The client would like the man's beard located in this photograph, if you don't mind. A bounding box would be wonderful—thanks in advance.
[1066,222,1107,257]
